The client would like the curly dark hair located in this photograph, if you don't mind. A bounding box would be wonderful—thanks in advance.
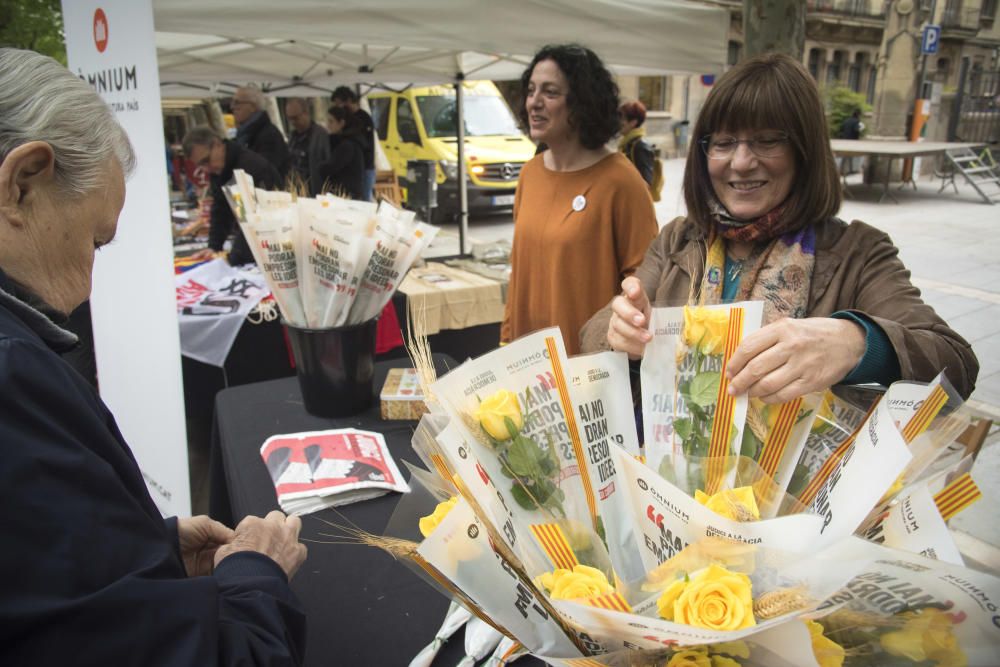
[518,44,620,150]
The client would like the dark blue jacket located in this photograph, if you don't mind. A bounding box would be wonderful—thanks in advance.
[0,271,306,665]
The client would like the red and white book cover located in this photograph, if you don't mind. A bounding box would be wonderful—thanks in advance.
[260,429,409,514]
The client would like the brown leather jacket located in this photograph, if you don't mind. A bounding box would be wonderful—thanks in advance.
[580,216,979,399]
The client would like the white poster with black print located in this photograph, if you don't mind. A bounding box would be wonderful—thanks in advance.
[175,260,268,366]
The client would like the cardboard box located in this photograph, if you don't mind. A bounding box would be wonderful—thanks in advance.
[380,368,429,421]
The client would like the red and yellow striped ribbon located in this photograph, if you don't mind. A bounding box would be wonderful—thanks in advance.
[582,592,632,613]
[705,307,744,494]
[545,336,599,530]
[901,384,948,444]
[757,398,804,479]
[798,402,878,506]
[565,660,607,667]
[934,473,982,522]
[429,453,454,487]
[530,523,579,570]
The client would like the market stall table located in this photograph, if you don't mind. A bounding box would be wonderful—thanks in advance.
[393,261,507,363]
[830,139,983,203]
[209,355,545,666]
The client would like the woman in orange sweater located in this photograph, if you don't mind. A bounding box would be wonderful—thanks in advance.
[500,44,658,355]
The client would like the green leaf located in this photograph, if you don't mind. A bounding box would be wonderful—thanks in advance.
[504,416,521,441]
[741,426,762,460]
[688,371,721,408]
[787,463,811,497]
[506,438,542,477]
[510,483,535,510]
[673,417,693,441]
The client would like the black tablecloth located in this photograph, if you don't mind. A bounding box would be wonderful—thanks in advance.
[210,355,506,667]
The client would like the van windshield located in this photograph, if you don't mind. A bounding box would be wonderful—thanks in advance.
[417,94,521,138]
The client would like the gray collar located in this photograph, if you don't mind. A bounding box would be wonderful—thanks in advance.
[0,284,78,352]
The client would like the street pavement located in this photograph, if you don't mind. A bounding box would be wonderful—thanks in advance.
[426,156,1000,570]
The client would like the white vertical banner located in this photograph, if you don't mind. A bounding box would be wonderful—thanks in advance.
[62,1,190,517]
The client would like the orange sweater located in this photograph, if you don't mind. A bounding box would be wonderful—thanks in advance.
[501,152,658,354]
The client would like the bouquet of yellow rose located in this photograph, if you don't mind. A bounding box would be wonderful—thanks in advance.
[351,324,998,666]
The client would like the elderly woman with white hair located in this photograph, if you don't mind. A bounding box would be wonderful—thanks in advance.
[0,48,308,664]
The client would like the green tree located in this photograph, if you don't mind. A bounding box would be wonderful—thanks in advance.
[825,86,872,138]
[0,0,65,64]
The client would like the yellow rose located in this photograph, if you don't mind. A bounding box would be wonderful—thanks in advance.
[536,564,614,600]
[806,620,845,667]
[882,609,966,667]
[673,564,756,631]
[474,389,523,441]
[708,641,749,659]
[665,648,711,667]
[418,496,459,537]
[656,578,687,621]
[709,656,741,667]
[683,306,730,356]
[695,486,761,522]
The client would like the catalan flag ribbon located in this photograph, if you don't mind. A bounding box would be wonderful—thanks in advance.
[757,398,804,480]
[934,473,982,522]
[545,336,599,531]
[799,402,877,507]
[902,384,949,444]
[582,592,632,613]
[706,307,744,494]
[530,523,579,571]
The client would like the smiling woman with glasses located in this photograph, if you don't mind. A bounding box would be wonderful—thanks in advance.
[582,52,978,403]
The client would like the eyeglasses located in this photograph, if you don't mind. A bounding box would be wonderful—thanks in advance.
[699,132,790,160]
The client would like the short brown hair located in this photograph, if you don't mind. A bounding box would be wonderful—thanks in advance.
[682,52,841,232]
[619,100,647,127]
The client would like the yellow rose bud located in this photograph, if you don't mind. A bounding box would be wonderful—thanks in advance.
[665,648,711,667]
[806,620,845,667]
[882,609,966,667]
[695,486,761,522]
[683,306,730,356]
[475,389,523,441]
[418,496,459,538]
[672,564,756,631]
[537,564,614,600]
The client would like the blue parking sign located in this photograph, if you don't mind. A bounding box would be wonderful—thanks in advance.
[922,25,941,54]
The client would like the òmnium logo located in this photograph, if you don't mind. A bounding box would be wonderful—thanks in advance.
[93,8,109,53]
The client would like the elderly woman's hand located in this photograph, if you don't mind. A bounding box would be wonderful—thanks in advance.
[726,317,866,403]
[606,276,653,360]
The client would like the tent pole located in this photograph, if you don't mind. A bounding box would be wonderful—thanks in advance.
[455,75,468,256]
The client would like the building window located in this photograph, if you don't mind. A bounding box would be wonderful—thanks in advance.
[638,76,669,111]
[827,51,845,85]
[727,41,742,67]
[848,53,866,92]
[808,48,822,80]
[982,0,997,21]
[866,65,878,104]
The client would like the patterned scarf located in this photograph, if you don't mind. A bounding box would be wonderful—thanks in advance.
[699,198,816,324]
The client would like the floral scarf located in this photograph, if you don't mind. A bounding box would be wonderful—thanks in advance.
[698,198,816,324]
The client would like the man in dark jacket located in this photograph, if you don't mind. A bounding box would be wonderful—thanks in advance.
[285,97,331,195]
[331,85,376,201]
[184,126,281,266]
[0,47,307,665]
[233,86,291,178]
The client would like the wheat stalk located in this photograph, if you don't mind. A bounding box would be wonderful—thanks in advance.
[406,299,439,405]
[753,587,811,619]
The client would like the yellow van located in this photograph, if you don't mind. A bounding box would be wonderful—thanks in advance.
[367,80,535,222]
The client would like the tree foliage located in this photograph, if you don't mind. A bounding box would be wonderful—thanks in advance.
[0,0,66,65]
[825,86,872,138]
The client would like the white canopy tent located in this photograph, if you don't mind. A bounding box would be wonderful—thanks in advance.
[153,0,729,251]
